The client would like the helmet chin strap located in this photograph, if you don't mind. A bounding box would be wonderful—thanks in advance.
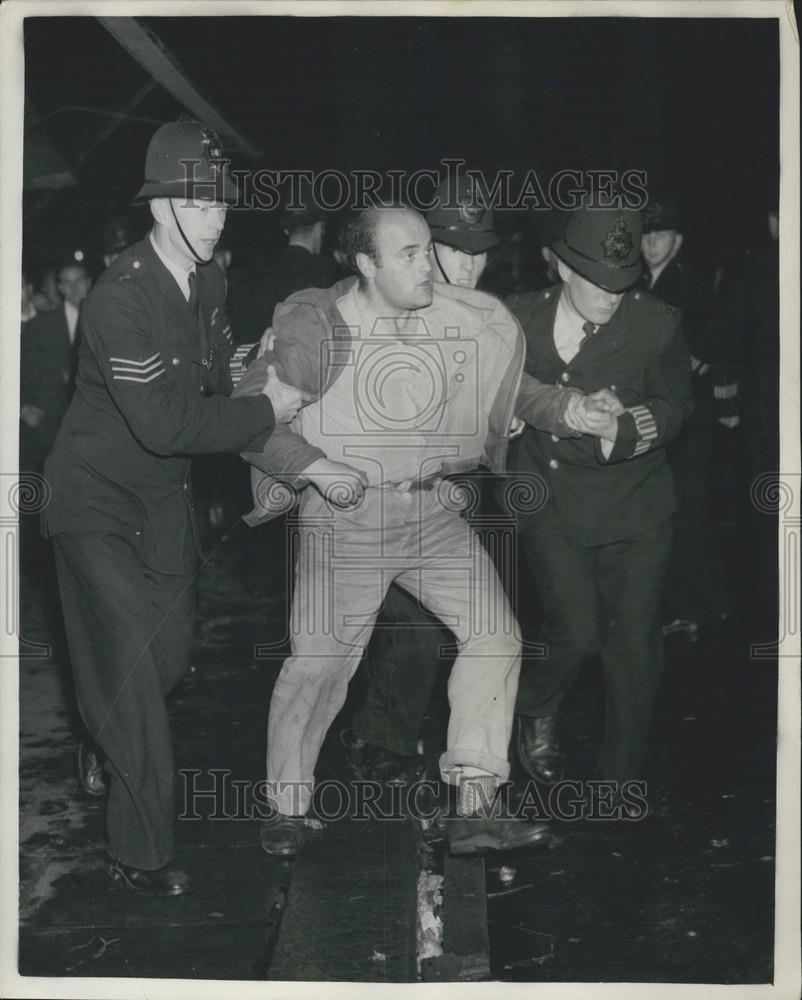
[432,245,451,284]
[169,198,205,264]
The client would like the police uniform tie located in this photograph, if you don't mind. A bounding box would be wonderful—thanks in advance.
[187,270,199,317]
[580,320,597,347]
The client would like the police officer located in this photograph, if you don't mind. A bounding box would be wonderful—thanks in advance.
[507,204,692,799]
[43,121,305,896]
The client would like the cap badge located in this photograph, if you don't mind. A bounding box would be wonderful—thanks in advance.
[200,127,224,176]
[457,177,486,226]
[601,218,633,263]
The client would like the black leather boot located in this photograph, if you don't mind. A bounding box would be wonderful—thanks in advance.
[516,714,564,785]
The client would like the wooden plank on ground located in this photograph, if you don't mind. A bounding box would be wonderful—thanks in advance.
[268,812,418,982]
[421,853,490,981]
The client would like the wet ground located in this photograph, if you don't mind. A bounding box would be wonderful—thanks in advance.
[16,460,778,985]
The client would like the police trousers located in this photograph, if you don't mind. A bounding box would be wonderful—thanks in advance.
[53,530,197,870]
[514,507,673,783]
[266,486,521,816]
[354,585,448,756]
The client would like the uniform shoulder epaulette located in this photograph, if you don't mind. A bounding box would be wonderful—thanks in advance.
[115,255,145,283]
[508,287,555,312]
[631,288,676,316]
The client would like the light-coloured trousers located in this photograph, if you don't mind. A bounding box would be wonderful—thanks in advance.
[267,485,521,816]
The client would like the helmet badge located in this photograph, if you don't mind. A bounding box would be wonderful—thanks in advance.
[601,217,633,263]
[200,127,224,177]
[457,178,486,226]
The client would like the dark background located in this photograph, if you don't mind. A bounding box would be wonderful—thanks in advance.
[23,14,779,282]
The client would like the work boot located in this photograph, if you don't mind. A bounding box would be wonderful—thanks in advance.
[259,812,308,857]
[516,714,564,785]
[446,774,561,856]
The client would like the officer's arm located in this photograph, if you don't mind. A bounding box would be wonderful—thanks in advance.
[517,372,582,438]
[232,352,324,482]
[596,314,693,464]
[87,283,275,456]
[504,292,582,438]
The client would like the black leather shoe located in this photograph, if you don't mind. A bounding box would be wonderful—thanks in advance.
[259,813,308,857]
[107,859,192,896]
[447,817,562,856]
[77,740,108,797]
[516,714,564,785]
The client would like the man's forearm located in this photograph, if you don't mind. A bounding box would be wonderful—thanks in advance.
[516,372,582,437]
[241,422,325,484]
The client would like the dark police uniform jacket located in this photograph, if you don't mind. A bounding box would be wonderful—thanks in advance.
[505,286,693,547]
[43,236,272,575]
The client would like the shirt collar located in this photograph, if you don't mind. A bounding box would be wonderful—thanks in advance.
[149,231,196,301]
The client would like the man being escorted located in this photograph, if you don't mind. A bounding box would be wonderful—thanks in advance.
[345,176,503,783]
[508,205,692,801]
[237,204,584,857]
[43,122,305,896]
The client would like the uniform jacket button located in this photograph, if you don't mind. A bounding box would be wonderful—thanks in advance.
[551,434,559,443]
[549,458,559,470]
[560,372,570,383]
[172,357,180,366]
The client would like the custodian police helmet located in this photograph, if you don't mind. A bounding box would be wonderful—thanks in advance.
[133,120,238,204]
[427,176,499,254]
[551,205,642,293]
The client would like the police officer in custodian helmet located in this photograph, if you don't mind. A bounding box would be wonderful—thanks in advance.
[43,121,306,896]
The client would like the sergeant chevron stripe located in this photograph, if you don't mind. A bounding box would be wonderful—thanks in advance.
[229,343,255,386]
[629,404,658,456]
[110,352,166,383]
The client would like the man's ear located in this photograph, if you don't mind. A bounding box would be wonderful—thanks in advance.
[556,258,571,283]
[673,233,684,254]
[356,252,377,280]
[150,198,170,225]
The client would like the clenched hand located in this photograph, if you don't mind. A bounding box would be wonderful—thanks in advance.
[303,458,368,509]
[261,364,307,423]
